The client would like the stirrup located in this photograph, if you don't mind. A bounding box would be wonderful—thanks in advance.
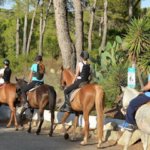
[63,105,71,112]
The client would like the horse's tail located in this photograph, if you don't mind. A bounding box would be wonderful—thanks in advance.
[48,86,57,113]
[48,86,56,136]
[95,85,105,145]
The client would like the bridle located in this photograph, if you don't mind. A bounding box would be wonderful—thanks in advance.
[59,70,66,90]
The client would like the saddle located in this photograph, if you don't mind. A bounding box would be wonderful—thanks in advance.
[29,82,43,92]
[0,81,10,89]
[69,81,89,102]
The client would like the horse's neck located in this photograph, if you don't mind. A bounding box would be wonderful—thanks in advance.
[65,70,75,87]
[123,87,140,108]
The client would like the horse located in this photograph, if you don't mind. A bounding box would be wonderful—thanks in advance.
[15,77,56,136]
[0,83,21,130]
[59,67,105,148]
[120,86,150,150]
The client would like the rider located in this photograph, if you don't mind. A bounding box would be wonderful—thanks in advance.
[21,55,45,108]
[0,59,11,85]
[119,74,150,131]
[60,51,93,112]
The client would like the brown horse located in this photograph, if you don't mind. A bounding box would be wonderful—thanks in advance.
[60,67,105,148]
[15,78,56,136]
[0,83,20,130]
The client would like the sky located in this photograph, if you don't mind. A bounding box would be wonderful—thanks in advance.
[0,0,150,9]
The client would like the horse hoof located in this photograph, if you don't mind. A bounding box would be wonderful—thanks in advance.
[80,141,87,146]
[27,130,31,133]
[49,133,52,137]
[64,133,69,140]
[6,125,10,128]
[21,127,25,131]
[70,137,76,141]
[15,128,18,131]
[36,132,39,135]
[97,143,102,149]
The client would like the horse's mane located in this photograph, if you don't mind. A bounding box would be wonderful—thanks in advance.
[66,69,75,79]
[126,86,140,94]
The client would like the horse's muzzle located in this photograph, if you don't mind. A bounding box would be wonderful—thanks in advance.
[59,85,65,90]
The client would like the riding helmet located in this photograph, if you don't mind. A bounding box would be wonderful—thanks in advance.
[34,55,42,61]
[3,59,10,66]
[80,51,89,60]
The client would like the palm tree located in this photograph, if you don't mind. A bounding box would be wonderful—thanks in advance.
[123,17,150,88]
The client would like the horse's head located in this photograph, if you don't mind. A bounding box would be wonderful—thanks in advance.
[15,77,28,92]
[121,86,140,109]
[59,66,74,90]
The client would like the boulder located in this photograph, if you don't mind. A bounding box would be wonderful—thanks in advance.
[117,130,141,146]
[104,122,117,131]
[103,130,121,141]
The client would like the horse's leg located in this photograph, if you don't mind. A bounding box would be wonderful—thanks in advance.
[49,109,54,137]
[7,110,14,128]
[36,109,44,135]
[71,111,79,141]
[27,108,34,133]
[142,132,148,150]
[80,111,89,146]
[19,107,27,131]
[7,104,18,130]
[123,131,133,150]
[62,112,71,139]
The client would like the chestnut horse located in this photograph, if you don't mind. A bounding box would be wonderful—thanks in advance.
[60,67,105,148]
[15,78,56,136]
[0,83,20,130]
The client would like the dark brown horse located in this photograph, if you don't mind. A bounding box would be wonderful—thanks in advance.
[0,83,20,130]
[15,78,56,136]
[60,67,105,148]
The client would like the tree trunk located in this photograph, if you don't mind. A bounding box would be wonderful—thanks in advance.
[100,0,108,51]
[132,60,144,89]
[39,0,52,56]
[137,66,144,88]
[53,0,76,73]
[16,17,20,58]
[72,0,83,65]
[39,0,44,56]
[26,0,40,54]
[99,17,104,37]
[128,0,133,18]
[88,0,97,51]
[23,0,29,55]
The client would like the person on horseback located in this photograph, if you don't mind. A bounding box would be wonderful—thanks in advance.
[22,55,45,108]
[0,59,11,86]
[60,51,93,112]
[119,74,150,131]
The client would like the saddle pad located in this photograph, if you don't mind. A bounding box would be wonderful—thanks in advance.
[29,85,40,92]
[0,85,6,89]
[70,88,80,102]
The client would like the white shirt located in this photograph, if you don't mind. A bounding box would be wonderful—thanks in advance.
[0,68,4,84]
[77,62,92,79]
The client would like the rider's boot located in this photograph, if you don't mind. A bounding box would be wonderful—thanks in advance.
[60,94,71,112]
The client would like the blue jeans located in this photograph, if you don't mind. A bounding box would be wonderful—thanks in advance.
[126,94,150,124]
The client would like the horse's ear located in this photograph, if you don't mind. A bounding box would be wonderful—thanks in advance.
[23,77,25,80]
[15,77,18,81]
[67,67,71,70]
[61,66,64,71]
[121,86,125,92]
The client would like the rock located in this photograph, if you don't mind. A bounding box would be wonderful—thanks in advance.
[117,130,141,146]
[75,127,82,134]
[104,122,117,131]
[55,124,63,130]
[103,130,121,141]
[32,121,38,127]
